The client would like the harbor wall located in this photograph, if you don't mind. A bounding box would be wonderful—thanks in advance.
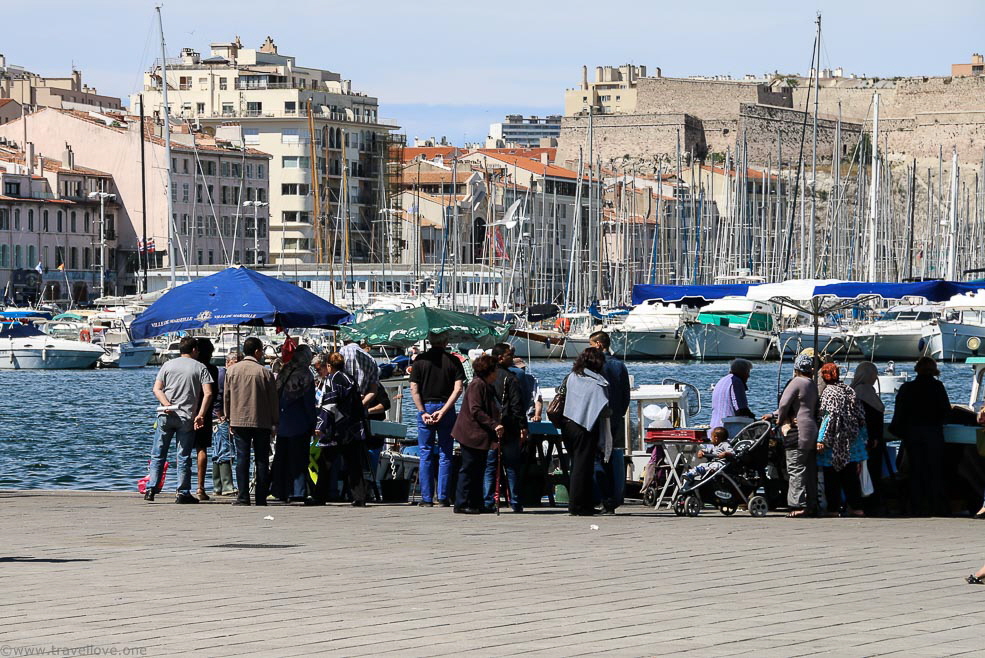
[555,113,706,167]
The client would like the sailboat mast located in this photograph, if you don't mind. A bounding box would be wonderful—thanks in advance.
[809,13,821,276]
[156,6,176,288]
[866,92,879,281]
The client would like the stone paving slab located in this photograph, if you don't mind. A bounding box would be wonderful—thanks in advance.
[1,491,984,656]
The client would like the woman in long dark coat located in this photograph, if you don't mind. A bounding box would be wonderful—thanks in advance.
[451,354,503,514]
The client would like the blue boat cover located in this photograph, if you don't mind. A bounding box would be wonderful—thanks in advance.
[631,280,985,305]
[0,322,46,338]
[130,268,353,339]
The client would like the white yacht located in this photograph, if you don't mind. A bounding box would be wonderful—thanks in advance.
[99,340,156,368]
[681,297,776,360]
[923,290,985,362]
[850,305,939,361]
[0,322,105,369]
[608,300,691,360]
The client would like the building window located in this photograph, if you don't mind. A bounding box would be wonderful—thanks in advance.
[196,102,205,115]
[70,211,77,233]
[43,210,49,232]
[3,181,20,196]
[171,182,177,201]
[13,209,20,230]
[281,183,309,196]
[70,247,78,270]
[57,211,63,232]
[285,101,296,114]
[221,102,234,116]
[0,244,7,268]
[219,77,228,90]
[281,128,300,144]
[243,128,259,145]
[196,185,203,203]
[27,209,33,231]
[172,158,178,172]
[196,215,204,236]
[246,101,262,117]
[231,163,242,178]
[179,76,191,90]
[181,214,189,235]
[84,212,90,233]
[202,161,216,176]
[282,156,311,169]
[83,247,91,269]
[256,188,266,202]
[182,183,190,202]
[55,246,65,268]
[208,250,214,265]
[282,211,311,223]
[245,164,254,179]
[13,245,22,269]
[0,209,7,230]
[221,161,230,177]
[257,164,265,179]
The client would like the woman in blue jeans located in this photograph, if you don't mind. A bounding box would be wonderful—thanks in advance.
[271,344,316,503]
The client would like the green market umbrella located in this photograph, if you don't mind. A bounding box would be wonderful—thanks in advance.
[340,306,508,348]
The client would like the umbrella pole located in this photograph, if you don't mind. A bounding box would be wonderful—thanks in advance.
[813,298,820,382]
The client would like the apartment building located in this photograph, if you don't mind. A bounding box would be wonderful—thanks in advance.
[486,115,561,148]
[0,108,271,294]
[0,141,119,303]
[130,36,398,265]
[0,54,123,112]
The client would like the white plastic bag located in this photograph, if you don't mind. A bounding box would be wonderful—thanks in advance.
[859,460,874,497]
[642,404,673,429]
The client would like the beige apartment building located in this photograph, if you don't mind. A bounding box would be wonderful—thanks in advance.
[952,53,985,77]
[0,141,120,302]
[130,36,398,266]
[0,54,122,112]
[0,108,271,294]
[563,64,650,116]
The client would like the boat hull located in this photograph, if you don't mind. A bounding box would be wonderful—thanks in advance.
[508,334,565,359]
[562,336,592,359]
[0,346,103,370]
[609,329,689,360]
[682,323,773,360]
[925,321,985,362]
[778,329,858,356]
[852,331,929,361]
[101,343,156,368]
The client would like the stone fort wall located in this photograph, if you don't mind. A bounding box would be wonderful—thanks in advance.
[555,113,706,168]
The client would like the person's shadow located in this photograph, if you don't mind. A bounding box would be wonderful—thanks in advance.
[0,557,92,563]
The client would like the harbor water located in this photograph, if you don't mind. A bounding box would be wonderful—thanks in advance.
[0,361,975,491]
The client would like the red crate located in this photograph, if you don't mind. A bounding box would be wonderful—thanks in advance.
[644,428,708,443]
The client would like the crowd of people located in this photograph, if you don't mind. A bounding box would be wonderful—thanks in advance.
[141,332,981,522]
[140,330,631,516]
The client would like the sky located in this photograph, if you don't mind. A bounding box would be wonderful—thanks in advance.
[3,0,982,144]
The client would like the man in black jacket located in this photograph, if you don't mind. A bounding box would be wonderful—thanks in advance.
[483,343,529,512]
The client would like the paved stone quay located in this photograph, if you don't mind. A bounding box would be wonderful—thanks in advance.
[2,491,984,657]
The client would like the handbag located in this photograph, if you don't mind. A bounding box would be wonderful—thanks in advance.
[546,376,569,427]
[859,459,875,497]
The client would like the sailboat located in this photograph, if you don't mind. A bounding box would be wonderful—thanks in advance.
[607,300,691,360]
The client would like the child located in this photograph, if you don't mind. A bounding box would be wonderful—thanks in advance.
[683,427,733,483]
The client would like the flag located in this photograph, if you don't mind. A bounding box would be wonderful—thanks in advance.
[137,239,145,254]
[147,238,156,254]
[57,263,65,272]
[35,261,44,275]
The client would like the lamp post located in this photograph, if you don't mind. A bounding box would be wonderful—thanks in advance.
[242,200,268,267]
[88,191,116,297]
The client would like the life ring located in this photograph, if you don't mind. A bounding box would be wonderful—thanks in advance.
[79,328,91,342]
[554,317,571,333]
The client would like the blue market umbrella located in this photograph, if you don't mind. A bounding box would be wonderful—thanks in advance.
[130,267,352,339]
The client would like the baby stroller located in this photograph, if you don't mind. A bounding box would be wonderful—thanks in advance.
[673,421,774,517]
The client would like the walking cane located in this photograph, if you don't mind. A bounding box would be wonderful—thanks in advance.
[494,444,502,516]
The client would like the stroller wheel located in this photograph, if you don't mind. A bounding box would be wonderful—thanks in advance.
[643,487,658,508]
[685,494,702,517]
[748,495,769,517]
[720,504,737,516]
[672,494,686,516]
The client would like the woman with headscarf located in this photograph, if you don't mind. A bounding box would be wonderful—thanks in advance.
[271,343,317,503]
[560,347,611,516]
[890,356,951,516]
[310,352,369,506]
[767,353,820,517]
[816,363,867,516]
[852,361,886,514]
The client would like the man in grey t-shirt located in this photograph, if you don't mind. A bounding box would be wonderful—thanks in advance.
[145,336,215,503]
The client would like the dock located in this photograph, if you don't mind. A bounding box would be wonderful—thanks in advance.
[2,491,983,656]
